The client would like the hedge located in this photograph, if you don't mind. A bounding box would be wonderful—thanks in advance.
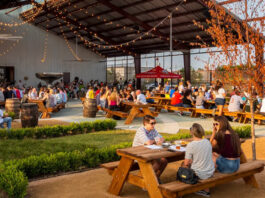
[0,125,251,197]
[0,119,117,140]
[0,142,132,198]
[164,125,251,142]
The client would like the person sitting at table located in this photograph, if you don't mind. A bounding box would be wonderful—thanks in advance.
[182,123,215,197]
[86,86,94,99]
[210,116,241,174]
[228,90,244,112]
[146,90,155,104]
[169,86,176,98]
[182,90,194,108]
[136,90,147,104]
[0,107,12,130]
[133,115,167,183]
[171,88,183,107]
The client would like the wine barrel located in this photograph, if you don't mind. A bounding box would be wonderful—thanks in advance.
[5,98,21,119]
[21,103,39,128]
[83,98,97,118]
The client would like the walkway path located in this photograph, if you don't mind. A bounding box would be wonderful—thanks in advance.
[50,100,265,136]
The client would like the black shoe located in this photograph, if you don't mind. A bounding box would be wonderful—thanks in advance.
[194,190,210,197]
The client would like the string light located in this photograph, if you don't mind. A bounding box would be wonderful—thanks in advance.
[0,3,45,27]
[41,29,49,63]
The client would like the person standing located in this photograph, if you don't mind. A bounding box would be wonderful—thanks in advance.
[86,86,95,99]
[213,81,226,116]
[133,115,167,183]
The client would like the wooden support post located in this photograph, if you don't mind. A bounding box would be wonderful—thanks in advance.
[134,54,141,89]
[183,50,191,82]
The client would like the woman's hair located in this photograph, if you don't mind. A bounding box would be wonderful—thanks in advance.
[214,80,223,91]
[214,116,241,156]
[190,123,205,138]
[109,92,117,101]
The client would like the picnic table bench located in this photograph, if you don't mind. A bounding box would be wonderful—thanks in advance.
[243,112,265,125]
[164,105,195,117]
[159,161,264,198]
[147,97,172,112]
[28,99,60,119]
[102,139,262,198]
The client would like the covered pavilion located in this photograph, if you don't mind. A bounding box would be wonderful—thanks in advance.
[1,0,264,88]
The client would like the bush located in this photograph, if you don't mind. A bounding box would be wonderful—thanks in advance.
[5,112,15,120]
[233,125,251,138]
[0,119,117,140]
[0,142,131,198]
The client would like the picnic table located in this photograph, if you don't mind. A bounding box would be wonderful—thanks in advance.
[122,101,159,124]
[148,97,172,112]
[103,139,260,198]
[106,145,185,198]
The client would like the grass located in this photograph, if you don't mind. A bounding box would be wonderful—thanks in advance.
[0,129,190,162]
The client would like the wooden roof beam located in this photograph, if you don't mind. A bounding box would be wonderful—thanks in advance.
[97,0,189,50]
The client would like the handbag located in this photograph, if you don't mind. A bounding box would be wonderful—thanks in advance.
[176,167,199,184]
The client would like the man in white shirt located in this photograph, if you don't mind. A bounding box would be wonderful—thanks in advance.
[136,90,147,104]
[260,96,265,115]
[228,90,244,112]
[133,115,167,183]
[0,109,12,129]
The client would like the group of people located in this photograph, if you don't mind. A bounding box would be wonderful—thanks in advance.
[152,80,265,120]
[133,115,241,197]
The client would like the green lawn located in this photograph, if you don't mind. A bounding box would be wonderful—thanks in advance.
[0,129,189,162]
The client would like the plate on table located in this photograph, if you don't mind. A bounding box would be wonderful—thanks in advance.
[168,145,186,152]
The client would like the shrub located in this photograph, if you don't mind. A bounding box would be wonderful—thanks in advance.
[0,119,117,140]
[0,165,28,198]
[0,142,131,198]
[6,112,15,120]
[233,125,251,138]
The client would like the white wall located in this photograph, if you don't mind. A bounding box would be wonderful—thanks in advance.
[0,9,106,87]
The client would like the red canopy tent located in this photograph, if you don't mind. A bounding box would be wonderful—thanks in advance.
[136,66,182,79]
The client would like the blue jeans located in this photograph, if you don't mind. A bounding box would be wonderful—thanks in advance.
[0,117,12,129]
[216,156,240,173]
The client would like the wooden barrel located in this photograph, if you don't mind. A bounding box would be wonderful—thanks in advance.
[21,103,39,128]
[5,98,21,119]
[83,98,97,118]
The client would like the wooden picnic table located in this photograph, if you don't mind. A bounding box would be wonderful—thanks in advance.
[106,139,252,198]
[122,101,159,124]
[148,96,172,112]
[107,145,185,198]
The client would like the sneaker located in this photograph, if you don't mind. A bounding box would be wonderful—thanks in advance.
[177,112,182,116]
[194,190,210,197]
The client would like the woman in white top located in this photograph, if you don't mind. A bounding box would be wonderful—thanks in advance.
[259,96,265,116]
[228,90,244,112]
[213,81,226,116]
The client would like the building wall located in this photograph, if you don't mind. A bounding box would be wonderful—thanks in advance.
[0,9,106,87]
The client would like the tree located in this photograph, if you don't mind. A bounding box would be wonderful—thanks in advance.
[193,0,265,160]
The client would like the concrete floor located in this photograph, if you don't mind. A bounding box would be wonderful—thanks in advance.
[48,100,265,137]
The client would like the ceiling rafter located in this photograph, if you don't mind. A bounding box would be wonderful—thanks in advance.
[35,1,100,25]
[32,1,136,56]
[97,0,190,50]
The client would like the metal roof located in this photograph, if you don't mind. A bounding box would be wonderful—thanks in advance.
[17,0,263,57]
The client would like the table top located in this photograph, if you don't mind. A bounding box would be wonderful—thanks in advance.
[148,97,171,100]
[117,146,185,163]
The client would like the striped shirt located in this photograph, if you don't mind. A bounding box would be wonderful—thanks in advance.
[185,139,215,180]
[132,126,162,147]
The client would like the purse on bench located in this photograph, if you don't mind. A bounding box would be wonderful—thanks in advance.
[176,167,199,184]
